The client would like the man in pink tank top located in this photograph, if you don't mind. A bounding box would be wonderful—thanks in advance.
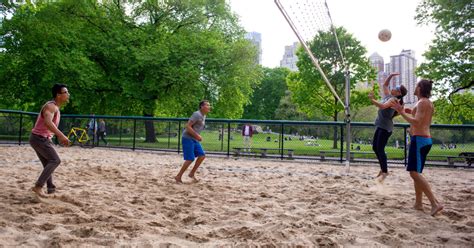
[30,84,70,197]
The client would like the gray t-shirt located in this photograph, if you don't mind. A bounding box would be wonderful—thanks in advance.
[374,95,396,132]
[182,110,206,140]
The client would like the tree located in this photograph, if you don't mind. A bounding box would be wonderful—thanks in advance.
[0,0,261,142]
[243,67,289,120]
[287,27,375,148]
[0,0,138,114]
[415,0,473,97]
[433,92,473,124]
[274,90,308,121]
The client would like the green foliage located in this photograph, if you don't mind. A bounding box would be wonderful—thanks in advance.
[242,67,288,120]
[350,91,378,122]
[415,0,473,96]
[287,27,375,121]
[274,90,309,121]
[433,92,474,124]
[415,0,473,124]
[0,0,260,119]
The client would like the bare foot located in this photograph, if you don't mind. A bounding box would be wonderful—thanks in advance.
[376,173,388,183]
[414,204,424,211]
[375,171,382,178]
[431,204,444,216]
[31,186,48,198]
[189,175,199,183]
[175,176,183,184]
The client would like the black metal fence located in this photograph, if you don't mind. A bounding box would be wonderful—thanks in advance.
[1,109,473,167]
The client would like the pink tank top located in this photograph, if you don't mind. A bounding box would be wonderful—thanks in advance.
[31,101,61,138]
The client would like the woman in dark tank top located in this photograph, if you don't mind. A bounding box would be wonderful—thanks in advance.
[368,73,407,183]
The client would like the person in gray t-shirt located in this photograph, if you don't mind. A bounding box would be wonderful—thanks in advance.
[369,72,407,183]
[175,100,211,183]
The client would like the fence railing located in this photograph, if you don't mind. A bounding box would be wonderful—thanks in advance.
[1,109,473,167]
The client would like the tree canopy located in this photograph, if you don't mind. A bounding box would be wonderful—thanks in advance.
[242,67,288,120]
[0,0,261,119]
[287,27,375,121]
[415,0,473,124]
[415,0,473,96]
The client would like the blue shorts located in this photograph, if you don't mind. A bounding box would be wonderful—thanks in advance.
[182,137,205,161]
[407,136,432,173]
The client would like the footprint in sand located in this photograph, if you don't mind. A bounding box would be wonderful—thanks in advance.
[436,236,450,243]
[70,227,98,238]
[35,194,84,208]
[181,215,197,225]
[38,223,56,231]
[148,221,165,227]
[172,230,210,243]
[374,234,402,247]
[313,236,338,247]
[442,210,466,221]
[452,224,472,233]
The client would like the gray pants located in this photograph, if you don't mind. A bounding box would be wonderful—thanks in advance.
[29,134,61,189]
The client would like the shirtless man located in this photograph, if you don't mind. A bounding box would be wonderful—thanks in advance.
[393,79,443,216]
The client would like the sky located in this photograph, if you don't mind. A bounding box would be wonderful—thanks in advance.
[229,0,435,68]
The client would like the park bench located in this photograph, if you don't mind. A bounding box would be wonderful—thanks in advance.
[447,152,474,167]
[233,147,294,159]
[350,151,375,161]
[233,147,251,156]
[258,148,294,159]
[319,150,375,161]
[319,150,340,161]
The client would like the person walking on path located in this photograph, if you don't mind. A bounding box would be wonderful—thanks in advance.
[30,84,70,197]
[98,119,108,146]
[242,123,253,153]
[86,114,97,146]
[393,79,443,216]
[175,100,211,183]
[369,72,407,183]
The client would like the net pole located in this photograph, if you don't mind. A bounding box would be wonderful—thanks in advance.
[274,0,345,108]
[326,0,352,170]
[344,67,351,172]
[275,0,352,171]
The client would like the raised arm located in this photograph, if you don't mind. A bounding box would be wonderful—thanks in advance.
[382,72,400,96]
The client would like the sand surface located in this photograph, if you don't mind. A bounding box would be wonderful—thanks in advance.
[0,145,473,247]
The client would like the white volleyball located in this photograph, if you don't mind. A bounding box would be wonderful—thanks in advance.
[378,29,392,42]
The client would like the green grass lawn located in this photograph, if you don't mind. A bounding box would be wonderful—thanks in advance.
[2,131,469,162]
[92,131,469,161]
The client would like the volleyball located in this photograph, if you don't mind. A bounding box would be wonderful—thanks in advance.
[378,29,392,42]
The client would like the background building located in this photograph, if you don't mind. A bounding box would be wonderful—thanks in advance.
[280,42,299,71]
[369,52,387,93]
[244,32,262,65]
[368,50,417,105]
[388,49,417,104]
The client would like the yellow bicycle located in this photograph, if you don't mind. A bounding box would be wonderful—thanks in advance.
[67,127,90,146]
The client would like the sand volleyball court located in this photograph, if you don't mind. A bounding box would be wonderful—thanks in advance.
[0,145,472,247]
